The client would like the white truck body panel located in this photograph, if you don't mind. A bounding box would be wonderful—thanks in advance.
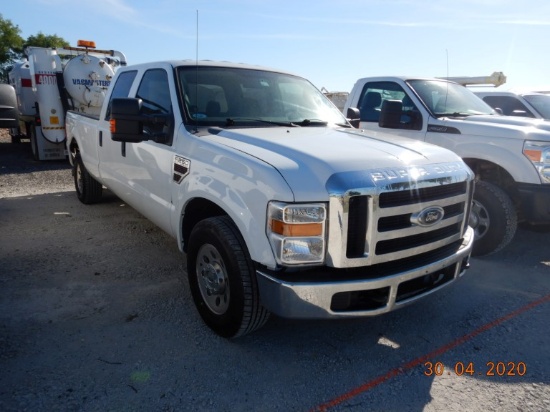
[8,62,34,116]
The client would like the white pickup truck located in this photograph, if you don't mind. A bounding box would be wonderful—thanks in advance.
[344,77,550,256]
[475,90,550,120]
[66,61,475,337]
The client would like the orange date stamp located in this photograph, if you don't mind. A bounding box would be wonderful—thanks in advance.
[423,361,527,377]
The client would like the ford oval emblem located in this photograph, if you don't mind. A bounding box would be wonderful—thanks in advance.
[410,206,445,227]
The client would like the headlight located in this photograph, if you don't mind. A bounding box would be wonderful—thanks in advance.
[523,141,550,183]
[267,202,327,265]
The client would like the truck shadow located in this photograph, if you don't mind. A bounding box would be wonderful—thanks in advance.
[0,139,70,173]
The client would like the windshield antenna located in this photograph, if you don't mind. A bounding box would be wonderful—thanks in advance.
[444,49,449,111]
[194,9,199,133]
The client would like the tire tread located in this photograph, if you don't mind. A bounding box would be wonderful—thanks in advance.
[187,216,269,338]
[74,153,103,204]
[472,180,517,256]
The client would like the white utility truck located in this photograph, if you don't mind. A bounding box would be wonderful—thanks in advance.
[344,76,550,256]
[8,40,126,160]
[66,61,475,337]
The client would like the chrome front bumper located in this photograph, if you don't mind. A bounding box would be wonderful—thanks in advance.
[256,226,474,319]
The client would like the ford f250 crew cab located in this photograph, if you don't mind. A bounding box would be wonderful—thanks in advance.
[66,61,474,337]
[344,77,550,256]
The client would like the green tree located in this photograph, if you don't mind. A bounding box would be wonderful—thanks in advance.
[0,14,24,82]
[0,15,70,83]
[24,32,69,50]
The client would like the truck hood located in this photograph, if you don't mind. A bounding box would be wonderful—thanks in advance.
[207,126,464,200]
[444,114,550,138]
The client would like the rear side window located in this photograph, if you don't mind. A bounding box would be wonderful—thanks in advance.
[104,70,137,120]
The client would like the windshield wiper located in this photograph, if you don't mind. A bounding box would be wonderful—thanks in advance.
[335,122,352,128]
[298,119,328,126]
[225,118,299,127]
[435,112,471,118]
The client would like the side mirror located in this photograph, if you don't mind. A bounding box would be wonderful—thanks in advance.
[346,107,360,128]
[379,100,403,129]
[111,97,172,143]
[110,98,144,142]
[0,84,19,128]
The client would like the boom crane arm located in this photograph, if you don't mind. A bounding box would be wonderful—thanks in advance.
[438,71,507,87]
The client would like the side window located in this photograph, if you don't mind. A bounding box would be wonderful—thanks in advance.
[104,70,137,120]
[482,96,534,117]
[358,82,422,130]
[135,69,174,143]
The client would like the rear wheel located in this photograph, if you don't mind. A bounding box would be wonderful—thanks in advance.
[470,180,517,256]
[187,216,270,338]
[9,128,21,144]
[74,153,103,204]
[29,124,39,161]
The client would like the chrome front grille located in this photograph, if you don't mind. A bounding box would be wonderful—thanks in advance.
[325,162,474,269]
[378,181,468,207]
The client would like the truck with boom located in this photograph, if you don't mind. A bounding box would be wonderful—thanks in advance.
[65,60,475,337]
[343,76,550,256]
[8,40,126,160]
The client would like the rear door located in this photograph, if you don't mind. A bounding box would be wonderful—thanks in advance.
[97,69,138,191]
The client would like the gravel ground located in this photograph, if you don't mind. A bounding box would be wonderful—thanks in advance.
[1,129,549,411]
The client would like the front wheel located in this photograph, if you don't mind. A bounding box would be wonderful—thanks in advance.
[187,216,270,338]
[73,153,103,204]
[469,180,517,256]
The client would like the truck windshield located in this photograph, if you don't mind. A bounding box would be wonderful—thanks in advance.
[523,94,550,120]
[177,66,348,128]
[408,79,496,118]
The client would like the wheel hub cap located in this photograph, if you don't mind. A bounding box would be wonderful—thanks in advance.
[470,200,490,239]
[196,244,230,315]
[76,164,83,193]
[201,262,226,295]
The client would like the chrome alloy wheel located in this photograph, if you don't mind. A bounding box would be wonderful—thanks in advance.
[470,199,490,239]
[196,244,230,315]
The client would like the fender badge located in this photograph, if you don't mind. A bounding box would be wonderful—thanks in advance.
[173,156,190,184]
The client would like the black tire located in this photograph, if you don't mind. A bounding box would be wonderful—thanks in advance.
[470,180,517,256]
[187,216,270,338]
[9,128,21,144]
[29,124,39,161]
[73,153,103,204]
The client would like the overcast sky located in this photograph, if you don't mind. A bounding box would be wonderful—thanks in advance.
[4,0,550,92]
